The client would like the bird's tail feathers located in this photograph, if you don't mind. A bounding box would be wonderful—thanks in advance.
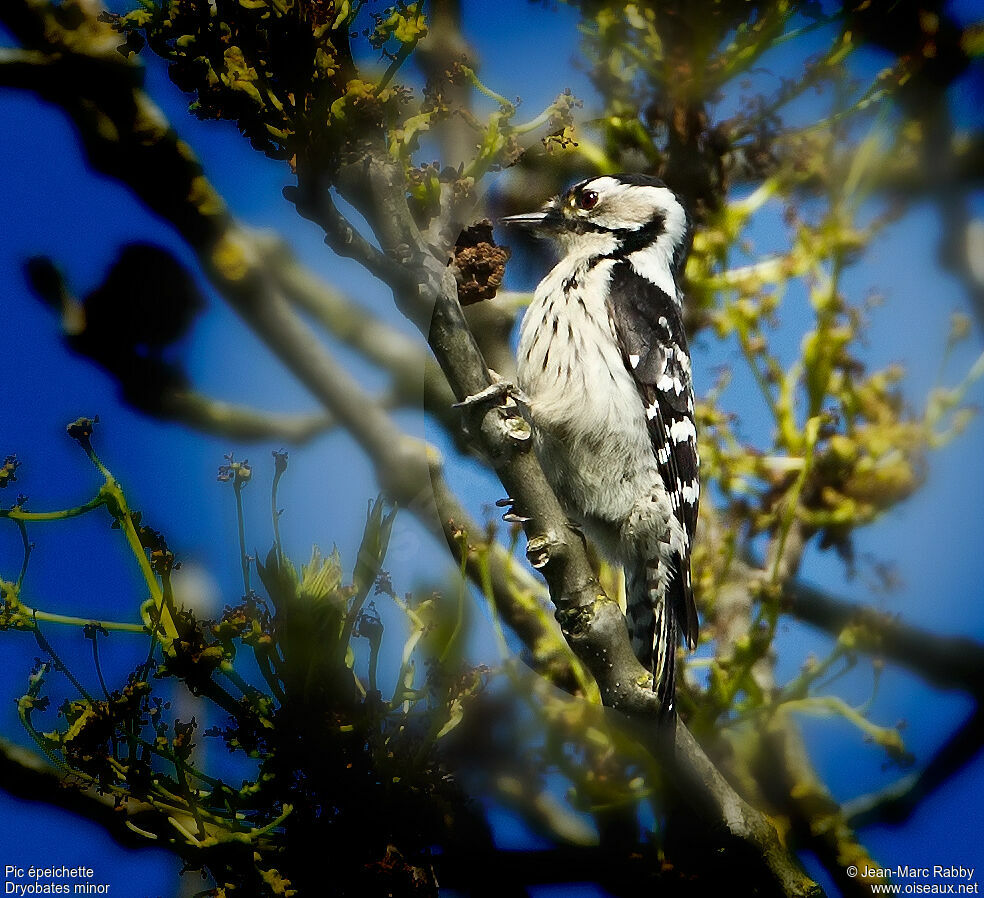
[652,587,677,715]
[626,560,677,715]
[680,565,700,652]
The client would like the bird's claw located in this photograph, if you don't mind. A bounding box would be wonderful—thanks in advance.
[453,371,530,409]
[496,496,531,524]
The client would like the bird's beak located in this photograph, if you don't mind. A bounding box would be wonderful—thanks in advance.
[498,211,550,228]
[499,200,563,233]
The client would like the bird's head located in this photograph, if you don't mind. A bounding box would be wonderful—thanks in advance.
[500,174,690,272]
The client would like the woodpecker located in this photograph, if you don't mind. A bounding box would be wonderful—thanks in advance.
[501,173,699,714]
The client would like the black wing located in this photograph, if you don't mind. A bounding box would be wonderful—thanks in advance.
[606,260,699,649]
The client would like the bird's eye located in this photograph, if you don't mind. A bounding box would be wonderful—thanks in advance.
[578,189,599,210]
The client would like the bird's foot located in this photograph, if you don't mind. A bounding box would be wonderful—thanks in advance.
[453,370,530,409]
[495,496,531,524]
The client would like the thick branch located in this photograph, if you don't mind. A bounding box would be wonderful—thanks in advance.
[0,0,581,692]
[317,146,822,896]
[659,720,824,898]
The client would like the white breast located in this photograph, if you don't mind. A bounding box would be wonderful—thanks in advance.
[517,256,665,550]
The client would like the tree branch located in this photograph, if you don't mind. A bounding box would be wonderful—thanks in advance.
[0,736,183,850]
[160,390,331,443]
[256,234,462,437]
[314,145,822,896]
[760,713,881,897]
[285,182,419,305]
[785,579,984,698]
[0,0,582,693]
[844,704,984,829]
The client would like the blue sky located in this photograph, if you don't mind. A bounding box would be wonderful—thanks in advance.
[2,3,983,896]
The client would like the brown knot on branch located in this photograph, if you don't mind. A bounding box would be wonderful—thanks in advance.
[452,220,510,306]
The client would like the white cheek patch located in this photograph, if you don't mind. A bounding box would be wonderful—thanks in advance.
[578,180,686,235]
[629,353,641,369]
[559,230,620,261]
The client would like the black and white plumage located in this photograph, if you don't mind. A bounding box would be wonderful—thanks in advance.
[502,174,699,714]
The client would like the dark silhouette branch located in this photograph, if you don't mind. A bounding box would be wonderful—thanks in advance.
[786,579,984,698]
[0,736,189,851]
[844,704,984,830]
[0,730,821,895]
